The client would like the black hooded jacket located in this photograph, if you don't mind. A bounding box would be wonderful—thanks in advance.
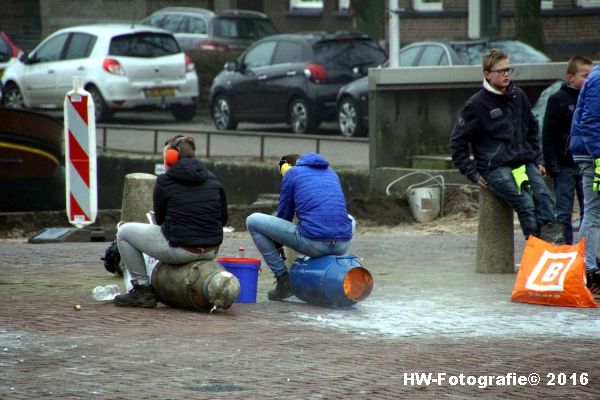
[153,157,228,247]
[450,83,541,183]
[542,83,579,175]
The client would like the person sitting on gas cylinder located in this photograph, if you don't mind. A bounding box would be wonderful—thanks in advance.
[114,135,228,308]
[246,152,354,301]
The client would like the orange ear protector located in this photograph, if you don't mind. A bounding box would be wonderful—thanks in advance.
[164,135,184,167]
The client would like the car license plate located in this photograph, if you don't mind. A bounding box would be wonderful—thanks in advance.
[145,87,175,97]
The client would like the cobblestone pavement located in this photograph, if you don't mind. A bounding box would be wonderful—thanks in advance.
[1,229,599,399]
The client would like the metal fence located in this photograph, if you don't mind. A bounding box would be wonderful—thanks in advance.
[96,126,369,167]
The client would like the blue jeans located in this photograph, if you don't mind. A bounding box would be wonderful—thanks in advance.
[246,213,353,277]
[484,163,555,237]
[577,163,600,272]
[552,166,584,244]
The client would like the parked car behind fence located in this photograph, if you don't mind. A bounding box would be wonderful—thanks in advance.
[337,39,551,137]
[1,24,198,122]
[141,8,279,54]
[141,8,279,106]
[0,31,23,100]
[209,31,387,134]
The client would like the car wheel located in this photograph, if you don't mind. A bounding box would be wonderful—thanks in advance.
[171,104,196,121]
[1,83,25,109]
[211,95,238,130]
[86,85,111,123]
[338,97,366,137]
[289,98,317,134]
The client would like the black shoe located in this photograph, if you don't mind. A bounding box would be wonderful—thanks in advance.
[114,281,157,308]
[586,271,600,296]
[268,272,293,301]
[540,223,566,245]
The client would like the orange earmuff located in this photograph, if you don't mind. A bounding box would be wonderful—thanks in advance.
[164,136,185,167]
[164,149,180,167]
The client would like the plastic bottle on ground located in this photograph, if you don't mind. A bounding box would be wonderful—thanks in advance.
[92,284,121,301]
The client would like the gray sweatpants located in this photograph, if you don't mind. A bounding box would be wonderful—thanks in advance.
[116,222,217,286]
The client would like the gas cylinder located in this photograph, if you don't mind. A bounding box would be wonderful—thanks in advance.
[289,255,373,307]
[152,259,240,312]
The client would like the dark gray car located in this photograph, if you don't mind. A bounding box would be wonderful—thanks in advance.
[210,32,387,134]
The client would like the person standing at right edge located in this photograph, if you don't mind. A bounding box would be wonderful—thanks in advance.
[569,61,600,295]
[542,56,592,244]
[450,48,564,244]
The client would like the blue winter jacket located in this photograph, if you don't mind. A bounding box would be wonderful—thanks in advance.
[570,64,600,164]
[276,152,352,241]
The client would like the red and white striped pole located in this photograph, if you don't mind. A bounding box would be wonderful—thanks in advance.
[64,75,97,228]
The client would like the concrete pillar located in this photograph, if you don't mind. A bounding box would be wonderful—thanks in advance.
[120,173,157,223]
[476,188,515,273]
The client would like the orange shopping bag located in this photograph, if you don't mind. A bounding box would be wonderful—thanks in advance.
[511,235,597,308]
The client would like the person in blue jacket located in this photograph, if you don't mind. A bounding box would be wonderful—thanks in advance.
[569,62,600,295]
[246,152,354,301]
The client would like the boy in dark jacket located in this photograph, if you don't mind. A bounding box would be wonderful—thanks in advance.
[114,135,228,307]
[246,152,354,300]
[450,48,563,242]
[542,56,592,244]
[569,62,600,294]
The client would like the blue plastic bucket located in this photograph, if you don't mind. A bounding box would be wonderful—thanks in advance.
[216,257,261,303]
[289,255,373,307]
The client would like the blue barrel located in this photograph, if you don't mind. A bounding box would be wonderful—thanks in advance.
[289,255,373,307]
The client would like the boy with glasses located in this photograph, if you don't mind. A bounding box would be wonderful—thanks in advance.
[542,56,593,244]
[450,48,564,243]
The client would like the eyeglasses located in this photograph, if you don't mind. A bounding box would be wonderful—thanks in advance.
[489,67,515,75]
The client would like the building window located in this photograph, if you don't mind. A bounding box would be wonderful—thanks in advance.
[541,0,553,9]
[339,0,350,10]
[413,0,443,11]
[577,0,600,6]
[290,0,323,9]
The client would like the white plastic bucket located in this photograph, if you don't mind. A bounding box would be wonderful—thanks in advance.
[408,187,441,223]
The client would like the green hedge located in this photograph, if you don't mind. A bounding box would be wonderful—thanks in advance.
[188,50,243,108]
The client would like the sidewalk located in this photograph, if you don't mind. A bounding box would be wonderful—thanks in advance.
[1,228,599,399]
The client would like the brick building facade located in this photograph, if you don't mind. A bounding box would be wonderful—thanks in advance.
[1,0,599,60]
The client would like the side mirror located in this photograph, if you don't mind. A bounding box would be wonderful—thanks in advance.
[18,52,30,64]
[224,61,238,72]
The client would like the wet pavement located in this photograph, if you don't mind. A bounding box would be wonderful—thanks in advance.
[1,229,599,399]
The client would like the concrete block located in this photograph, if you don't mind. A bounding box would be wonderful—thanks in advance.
[476,188,515,273]
[411,155,455,170]
[120,173,157,223]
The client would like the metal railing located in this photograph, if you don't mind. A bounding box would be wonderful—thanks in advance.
[97,125,369,166]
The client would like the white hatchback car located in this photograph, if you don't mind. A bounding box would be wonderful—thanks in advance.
[1,24,198,122]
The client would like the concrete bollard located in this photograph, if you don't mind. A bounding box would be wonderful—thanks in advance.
[120,173,157,223]
[476,188,515,273]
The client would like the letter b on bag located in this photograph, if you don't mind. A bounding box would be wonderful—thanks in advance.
[542,262,565,282]
[526,252,576,291]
